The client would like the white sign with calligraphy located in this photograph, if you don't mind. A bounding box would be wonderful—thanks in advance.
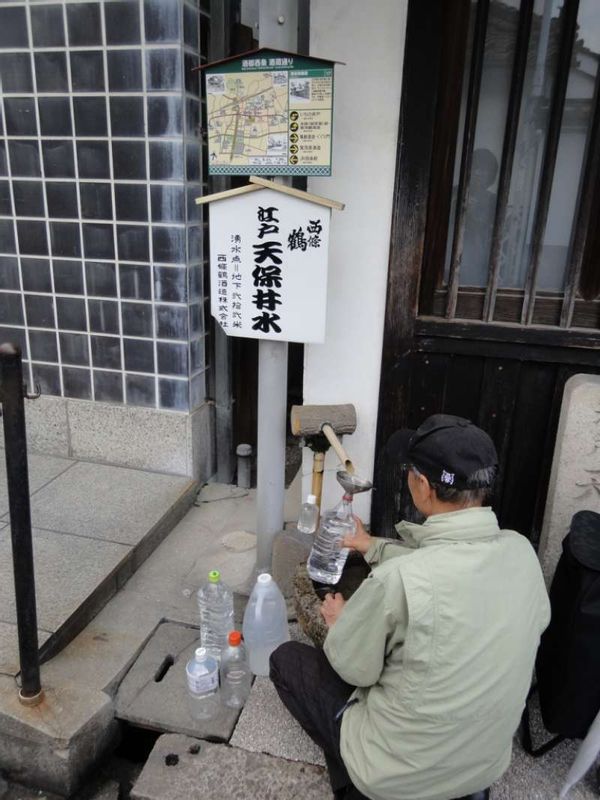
[209,188,330,343]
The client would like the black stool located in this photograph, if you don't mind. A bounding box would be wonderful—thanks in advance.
[453,791,490,800]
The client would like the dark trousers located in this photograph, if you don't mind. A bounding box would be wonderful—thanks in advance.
[269,640,370,799]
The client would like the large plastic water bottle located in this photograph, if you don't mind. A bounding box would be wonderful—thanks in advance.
[186,647,220,720]
[220,630,252,709]
[242,573,290,676]
[307,493,356,584]
[197,570,234,660]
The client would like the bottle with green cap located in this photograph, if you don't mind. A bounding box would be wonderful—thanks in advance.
[197,569,234,661]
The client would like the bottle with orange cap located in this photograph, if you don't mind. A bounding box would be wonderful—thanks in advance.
[219,629,252,709]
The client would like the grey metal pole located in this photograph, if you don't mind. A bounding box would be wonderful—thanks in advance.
[255,0,298,571]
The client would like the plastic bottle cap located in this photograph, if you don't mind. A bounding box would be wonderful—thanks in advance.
[208,570,220,583]
[257,573,272,584]
[228,631,242,646]
[307,494,317,504]
[195,647,207,660]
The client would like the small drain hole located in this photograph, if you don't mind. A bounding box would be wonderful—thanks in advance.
[165,754,179,766]
[188,744,201,755]
[154,655,175,683]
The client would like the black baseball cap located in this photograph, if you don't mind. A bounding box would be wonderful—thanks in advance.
[386,414,498,490]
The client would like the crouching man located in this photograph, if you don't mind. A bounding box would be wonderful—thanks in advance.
[270,414,550,800]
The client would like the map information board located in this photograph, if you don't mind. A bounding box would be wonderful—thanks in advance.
[205,50,334,177]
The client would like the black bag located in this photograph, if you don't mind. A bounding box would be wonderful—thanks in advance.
[522,509,600,756]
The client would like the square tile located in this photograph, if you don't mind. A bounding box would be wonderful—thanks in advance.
[88,299,120,335]
[21,257,52,292]
[56,296,86,331]
[74,97,108,137]
[85,261,117,297]
[32,363,61,395]
[25,294,56,330]
[18,221,48,256]
[0,326,27,357]
[35,51,68,94]
[67,3,102,47]
[71,50,106,93]
[77,141,110,180]
[0,257,19,290]
[107,50,142,92]
[13,180,45,218]
[62,366,92,399]
[110,96,145,137]
[91,335,122,370]
[53,259,84,295]
[149,142,183,180]
[154,266,187,303]
[144,0,181,43]
[0,52,33,93]
[42,140,75,179]
[146,49,181,91]
[119,263,151,300]
[112,141,146,180]
[31,4,66,48]
[105,0,141,45]
[8,140,41,178]
[157,341,188,376]
[115,183,148,222]
[80,183,113,221]
[122,301,153,337]
[38,97,73,137]
[117,224,149,262]
[159,378,189,411]
[126,373,155,407]
[0,293,24,326]
[156,304,188,340]
[50,221,81,258]
[46,182,78,219]
[0,220,16,254]
[4,98,37,137]
[29,329,59,363]
[82,223,115,260]
[0,7,29,49]
[153,227,186,264]
[151,185,184,223]
[59,332,90,366]
[147,96,182,137]
[93,370,123,403]
[123,337,154,373]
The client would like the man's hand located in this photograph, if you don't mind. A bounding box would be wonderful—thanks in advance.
[320,592,346,628]
[342,515,374,555]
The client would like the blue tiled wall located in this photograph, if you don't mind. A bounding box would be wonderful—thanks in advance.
[0,0,209,412]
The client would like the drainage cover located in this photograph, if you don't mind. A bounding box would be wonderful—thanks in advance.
[115,621,239,740]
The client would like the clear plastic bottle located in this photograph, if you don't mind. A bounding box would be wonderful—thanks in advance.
[297,493,319,534]
[307,493,356,584]
[220,630,252,709]
[186,646,220,720]
[197,570,234,661]
[242,573,290,676]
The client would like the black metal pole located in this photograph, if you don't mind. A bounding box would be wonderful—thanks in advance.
[0,343,43,702]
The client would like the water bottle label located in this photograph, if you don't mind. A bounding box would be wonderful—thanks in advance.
[187,670,218,695]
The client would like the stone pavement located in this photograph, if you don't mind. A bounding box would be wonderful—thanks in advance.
[0,449,196,675]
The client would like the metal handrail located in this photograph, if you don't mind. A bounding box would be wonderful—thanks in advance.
[0,343,43,705]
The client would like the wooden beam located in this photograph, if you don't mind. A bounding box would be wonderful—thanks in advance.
[249,176,345,210]
[194,184,263,205]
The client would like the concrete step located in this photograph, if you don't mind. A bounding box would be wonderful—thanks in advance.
[131,734,333,800]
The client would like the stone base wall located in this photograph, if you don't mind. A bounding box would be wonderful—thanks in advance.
[3,394,214,481]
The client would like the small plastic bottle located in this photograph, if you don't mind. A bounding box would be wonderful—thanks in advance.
[242,573,290,676]
[307,493,356,584]
[186,647,220,720]
[197,569,234,661]
[220,630,252,709]
[297,493,319,534]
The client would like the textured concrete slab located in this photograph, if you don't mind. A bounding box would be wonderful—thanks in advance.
[0,452,74,516]
[229,675,326,766]
[115,621,239,740]
[0,674,117,796]
[11,461,195,547]
[131,734,333,800]
[0,527,129,634]
[0,622,52,677]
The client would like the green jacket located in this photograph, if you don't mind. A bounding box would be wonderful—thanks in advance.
[324,506,550,800]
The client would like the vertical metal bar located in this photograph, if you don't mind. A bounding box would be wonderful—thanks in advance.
[521,0,580,325]
[560,66,600,327]
[445,0,490,319]
[483,0,534,322]
[0,344,43,703]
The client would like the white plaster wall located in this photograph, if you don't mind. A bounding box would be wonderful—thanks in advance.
[302,1,407,522]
